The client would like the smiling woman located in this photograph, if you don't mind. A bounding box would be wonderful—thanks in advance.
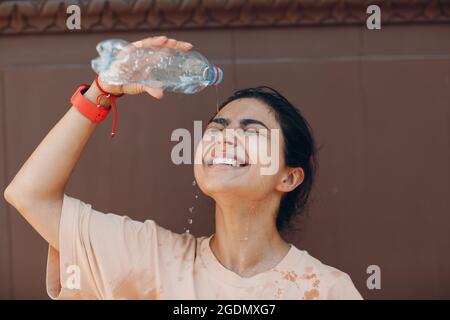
[203,87,317,232]
[3,35,362,300]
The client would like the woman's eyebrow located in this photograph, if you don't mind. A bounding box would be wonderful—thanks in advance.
[209,117,229,126]
[207,117,269,130]
[240,118,269,130]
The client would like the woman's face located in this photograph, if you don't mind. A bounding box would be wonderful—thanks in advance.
[194,98,288,202]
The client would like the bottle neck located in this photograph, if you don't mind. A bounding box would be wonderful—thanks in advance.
[203,65,223,86]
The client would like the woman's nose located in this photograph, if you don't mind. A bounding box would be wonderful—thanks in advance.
[221,128,243,147]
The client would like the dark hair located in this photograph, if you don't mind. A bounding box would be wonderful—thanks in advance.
[217,86,317,232]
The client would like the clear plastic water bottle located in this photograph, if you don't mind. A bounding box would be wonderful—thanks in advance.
[91,39,223,94]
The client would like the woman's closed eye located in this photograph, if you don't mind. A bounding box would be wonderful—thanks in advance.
[205,126,222,134]
[244,127,259,135]
[204,126,268,137]
[204,126,224,141]
[244,127,269,136]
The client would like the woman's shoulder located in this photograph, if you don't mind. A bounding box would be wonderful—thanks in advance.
[287,245,363,299]
[290,245,349,279]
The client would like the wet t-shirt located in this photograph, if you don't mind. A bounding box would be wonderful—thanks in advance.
[46,194,363,300]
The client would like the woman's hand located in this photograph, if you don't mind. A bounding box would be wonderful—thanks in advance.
[97,35,193,99]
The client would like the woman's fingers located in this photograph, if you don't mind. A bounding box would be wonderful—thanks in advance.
[132,36,168,48]
[165,38,178,49]
[121,83,164,99]
[121,83,144,95]
[164,38,193,51]
[118,81,164,99]
[144,87,164,99]
[133,36,193,51]
[174,40,194,52]
[120,35,192,98]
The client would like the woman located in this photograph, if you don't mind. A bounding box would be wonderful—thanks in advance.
[4,36,362,300]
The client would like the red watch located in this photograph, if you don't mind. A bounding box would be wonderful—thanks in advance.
[70,77,124,138]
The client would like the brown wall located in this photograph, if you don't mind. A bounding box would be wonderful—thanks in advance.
[1,4,450,299]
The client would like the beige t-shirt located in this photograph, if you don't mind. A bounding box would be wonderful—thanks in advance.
[46,194,363,300]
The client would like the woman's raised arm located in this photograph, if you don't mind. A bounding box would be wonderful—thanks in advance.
[3,36,193,251]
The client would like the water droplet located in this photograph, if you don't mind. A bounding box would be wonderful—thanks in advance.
[194,194,199,199]
[187,218,193,224]
[185,229,190,234]
[192,180,196,187]
[215,85,220,113]
[188,206,194,214]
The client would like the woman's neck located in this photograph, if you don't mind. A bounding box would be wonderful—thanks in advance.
[209,195,290,277]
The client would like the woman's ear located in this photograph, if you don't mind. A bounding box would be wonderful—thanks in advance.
[276,167,305,193]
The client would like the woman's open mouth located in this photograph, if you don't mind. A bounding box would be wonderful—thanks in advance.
[204,156,249,169]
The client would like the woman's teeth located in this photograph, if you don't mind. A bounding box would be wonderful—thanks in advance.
[210,157,247,167]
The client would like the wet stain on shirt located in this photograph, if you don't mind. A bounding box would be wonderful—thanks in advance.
[273,269,321,299]
[304,288,320,300]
